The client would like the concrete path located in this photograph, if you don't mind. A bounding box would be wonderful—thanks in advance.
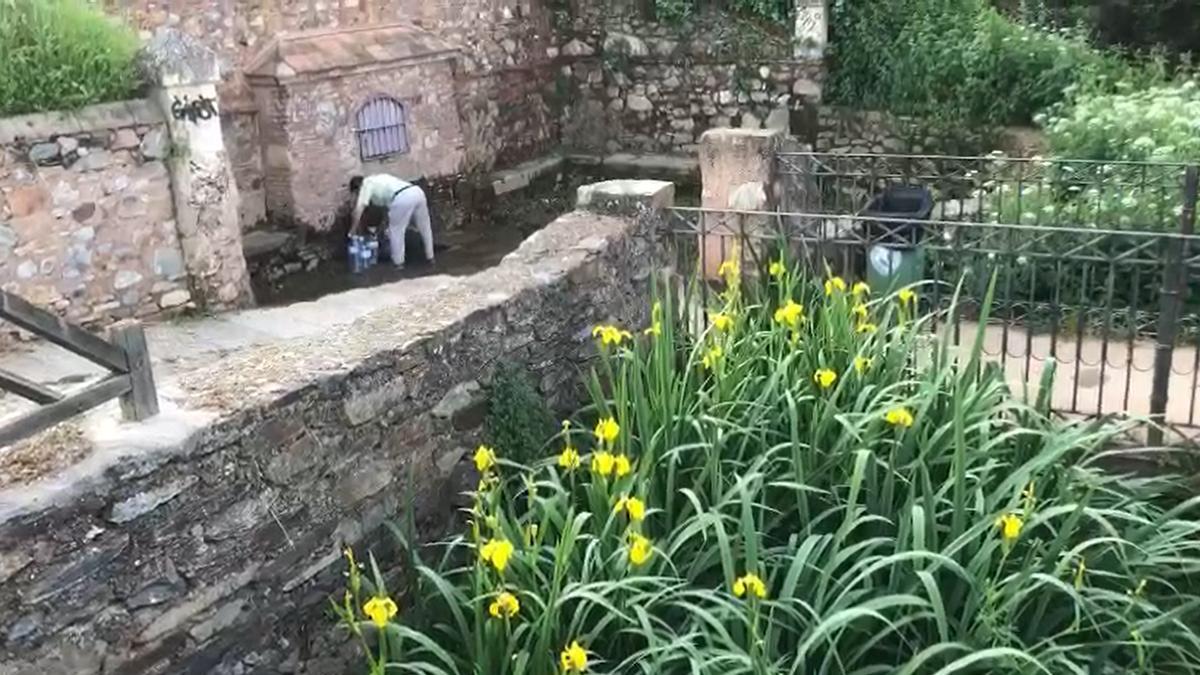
[0,269,469,486]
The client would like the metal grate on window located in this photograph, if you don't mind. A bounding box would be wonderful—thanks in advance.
[355,96,410,161]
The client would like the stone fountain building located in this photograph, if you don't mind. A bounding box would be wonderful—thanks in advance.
[245,23,466,231]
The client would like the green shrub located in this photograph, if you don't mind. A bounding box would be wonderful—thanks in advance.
[337,263,1200,674]
[484,361,556,467]
[828,0,1133,128]
[1044,80,1200,164]
[0,0,140,117]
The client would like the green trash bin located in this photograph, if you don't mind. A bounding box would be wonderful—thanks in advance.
[867,243,925,296]
[861,186,932,295]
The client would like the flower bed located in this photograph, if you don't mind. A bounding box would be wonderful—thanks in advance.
[337,257,1200,674]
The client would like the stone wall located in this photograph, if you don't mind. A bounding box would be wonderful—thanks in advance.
[0,101,193,329]
[0,190,663,674]
[557,10,824,155]
[808,106,990,156]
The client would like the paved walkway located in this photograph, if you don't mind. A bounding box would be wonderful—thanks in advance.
[953,322,1199,434]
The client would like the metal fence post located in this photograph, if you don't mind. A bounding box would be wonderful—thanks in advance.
[1149,165,1199,445]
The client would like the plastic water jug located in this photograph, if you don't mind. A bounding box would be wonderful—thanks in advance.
[348,236,363,274]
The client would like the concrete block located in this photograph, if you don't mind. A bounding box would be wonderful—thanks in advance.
[576,179,675,214]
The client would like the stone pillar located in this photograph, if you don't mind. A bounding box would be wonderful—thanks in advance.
[794,0,828,59]
[698,128,783,278]
[142,29,254,311]
[792,0,828,142]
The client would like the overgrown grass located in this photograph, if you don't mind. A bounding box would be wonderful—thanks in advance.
[0,0,141,117]
[337,260,1200,674]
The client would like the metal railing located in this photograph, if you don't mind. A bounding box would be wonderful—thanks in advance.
[776,152,1195,230]
[658,185,1200,443]
[0,291,158,446]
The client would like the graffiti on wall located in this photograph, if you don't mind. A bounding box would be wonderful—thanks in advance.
[171,95,218,123]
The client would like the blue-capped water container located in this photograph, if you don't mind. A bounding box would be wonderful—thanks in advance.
[348,235,363,274]
[367,238,379,267]
[360,240,373,270]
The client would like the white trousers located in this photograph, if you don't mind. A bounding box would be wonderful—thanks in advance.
[386,186,434,267]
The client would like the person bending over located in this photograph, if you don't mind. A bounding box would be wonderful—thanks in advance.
[348,174,434,269]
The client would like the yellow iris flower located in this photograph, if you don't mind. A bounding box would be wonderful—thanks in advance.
[474,445,497,473]
[591,451,616,476]
[774,300,804,328]
[363,595,398,628]
[644,301,663,337]
[560,641,588,672]
[701,344,724,370]
[717,257,740,281]
[813,368,837,390]
[614,495,647,521]
[710,312,734,332]
[594,417,620,446]
[884,407,914,428]
[558,445,581,470]
[592,324,633,347]
[824,276,847,295]
[489,591,520,619]
[732,573,767,599]
[995,513,1023,543]
[614,454,632,477]
[479,538,515,573]
[628,533,653,566]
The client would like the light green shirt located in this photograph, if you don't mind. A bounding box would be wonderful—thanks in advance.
[352,174,411,225]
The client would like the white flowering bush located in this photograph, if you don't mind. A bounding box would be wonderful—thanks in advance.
[1044,80,1200,166]
[976,81,1198,236]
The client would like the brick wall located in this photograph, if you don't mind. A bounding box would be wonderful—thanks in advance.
[0,101,194,329]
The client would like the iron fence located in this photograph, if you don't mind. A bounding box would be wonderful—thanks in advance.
[658,163,1200,443]
[776,152,1195,230]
